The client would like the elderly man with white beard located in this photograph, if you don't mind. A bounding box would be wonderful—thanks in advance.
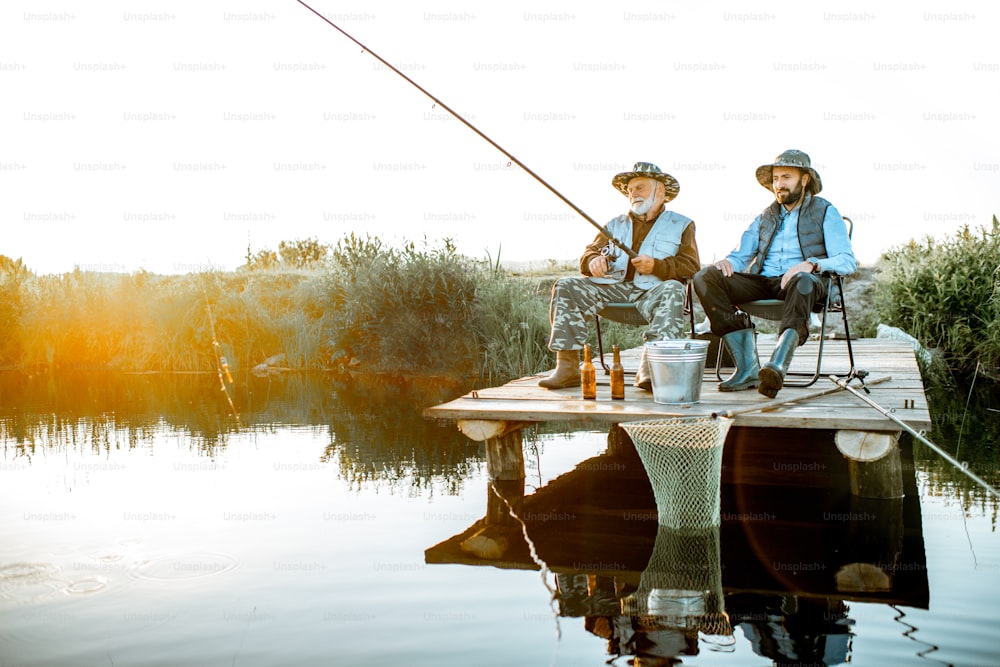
[537,162,701,391]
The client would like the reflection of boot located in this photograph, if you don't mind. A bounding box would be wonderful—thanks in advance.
[758,329,800,398]
[718,328,760,392]
[538,350,581,389]
[634,348,652,391]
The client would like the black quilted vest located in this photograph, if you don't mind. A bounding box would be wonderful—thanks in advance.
[749,193,830,275]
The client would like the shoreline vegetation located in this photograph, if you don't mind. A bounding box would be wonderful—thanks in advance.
[1,220,997,386]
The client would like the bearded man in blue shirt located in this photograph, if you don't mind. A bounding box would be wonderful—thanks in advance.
[692,149,856,398]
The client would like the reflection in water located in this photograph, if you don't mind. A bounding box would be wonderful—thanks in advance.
[564,524,736,664]
[323,372,481,493]
[426,427,936,666]
[2,370,997,665]
[0,370,481,493]
[921,382,1000,506]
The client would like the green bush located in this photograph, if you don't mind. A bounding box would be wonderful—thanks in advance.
[471,263,551,383]
[325,235,482,375]
[873,217,1000,379]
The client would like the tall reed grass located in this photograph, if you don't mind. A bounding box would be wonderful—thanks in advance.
[5,268,335,374]
[0,236,676,381]
[0,239,563,381]
[873,217,1000,379]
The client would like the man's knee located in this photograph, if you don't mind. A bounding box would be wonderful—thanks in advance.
[657,278,686,298]
[787,271,823,296]
[692,265,722,297]
[550,276,586,298]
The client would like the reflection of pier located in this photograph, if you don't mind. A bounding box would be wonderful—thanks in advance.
[425,429,928,662]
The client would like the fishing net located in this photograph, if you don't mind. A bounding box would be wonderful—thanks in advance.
[621,417,733,529]
[621,525,733,638]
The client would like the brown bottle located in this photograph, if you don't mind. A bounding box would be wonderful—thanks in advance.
[581,344,597,400]
[610,345,625,400]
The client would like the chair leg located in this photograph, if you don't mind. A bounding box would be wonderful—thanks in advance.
[685,281,696,340]
[778,299,826,389]
[595,315,611,374]
[715,338,726,381]
[781,275,855,388]
[840,287,858,378]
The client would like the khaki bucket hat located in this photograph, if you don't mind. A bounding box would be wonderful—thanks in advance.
[611,162,680,202]
[755,149,822,194]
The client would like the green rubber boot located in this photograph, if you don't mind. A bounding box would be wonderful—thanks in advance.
[718,328,760,392]
[758,329,800,398]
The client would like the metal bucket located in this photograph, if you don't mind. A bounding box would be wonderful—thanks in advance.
[645,339,710,405]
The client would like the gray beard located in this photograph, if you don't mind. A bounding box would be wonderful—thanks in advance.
[631,197,655,215]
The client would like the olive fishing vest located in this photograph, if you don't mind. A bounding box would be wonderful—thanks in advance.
[589,209,691,290]
[749,193,830,274]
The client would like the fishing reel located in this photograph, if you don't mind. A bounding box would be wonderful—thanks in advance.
[600,243,622,261]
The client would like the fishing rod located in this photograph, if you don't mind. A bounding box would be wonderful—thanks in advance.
[711,374,890,420]
[291,0,637,260]
[828,375,1000,500]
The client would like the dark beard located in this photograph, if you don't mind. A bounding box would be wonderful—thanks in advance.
[775,182,804,205]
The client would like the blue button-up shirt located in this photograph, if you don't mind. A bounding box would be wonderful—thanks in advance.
[726,203,857,276]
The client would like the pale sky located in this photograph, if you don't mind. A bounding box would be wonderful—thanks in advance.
[3,0,998,275]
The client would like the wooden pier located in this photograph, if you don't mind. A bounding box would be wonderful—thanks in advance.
[424,337,933,498]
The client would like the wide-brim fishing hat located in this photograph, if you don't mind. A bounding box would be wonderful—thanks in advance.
[755,149,822,194]
[612,162,680,202]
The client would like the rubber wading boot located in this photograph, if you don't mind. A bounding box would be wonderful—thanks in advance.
[758,329,800,398]
[538,350,581,389]
[718,328,760,392]
[634,348,652,391]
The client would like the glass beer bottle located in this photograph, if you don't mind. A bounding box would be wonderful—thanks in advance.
[610,345,625,400]
[581,344,597,400]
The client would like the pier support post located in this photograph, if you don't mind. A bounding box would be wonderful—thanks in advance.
[458,420,528,481]
[835,495,905,594]
[835,430,904,499]
[456,420,528,560]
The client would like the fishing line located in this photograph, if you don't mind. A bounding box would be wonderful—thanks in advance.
[954,359,981,458]
[291,0,636,259]
[488,480,562,640]
[201,284,240,422]
[890,604,946,665]
[951,360,985,568]
[830,376,1000,500]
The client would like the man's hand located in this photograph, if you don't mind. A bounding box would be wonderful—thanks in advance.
[780,260,816,289]
[589,255,609,278]
[631,254,655,275]
[713,259,734,277]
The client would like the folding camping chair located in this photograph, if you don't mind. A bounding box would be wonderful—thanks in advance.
[594,279,696,374]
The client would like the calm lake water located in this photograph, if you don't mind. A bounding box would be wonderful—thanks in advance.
[1,370,998,667]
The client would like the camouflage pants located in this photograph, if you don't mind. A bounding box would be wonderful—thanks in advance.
[546,277,687,351]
